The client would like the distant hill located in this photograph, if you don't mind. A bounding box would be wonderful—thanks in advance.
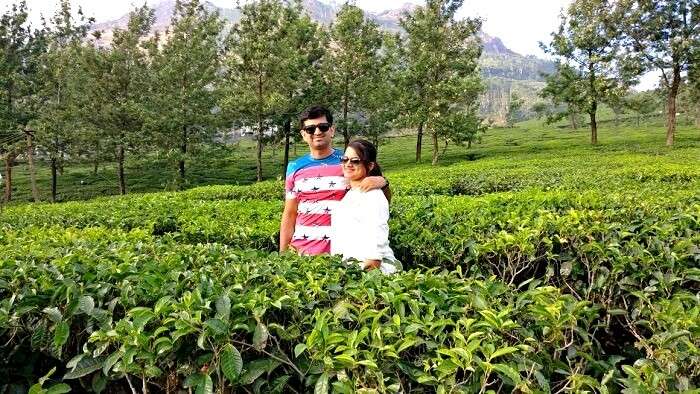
[92,0,554,124]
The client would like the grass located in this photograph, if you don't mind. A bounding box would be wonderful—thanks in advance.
[3,115,699,204]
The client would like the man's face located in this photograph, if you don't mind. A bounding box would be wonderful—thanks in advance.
[301,116,335,151]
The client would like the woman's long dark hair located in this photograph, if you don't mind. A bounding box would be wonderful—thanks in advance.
[347,139,391,202]
[347,139,382,176]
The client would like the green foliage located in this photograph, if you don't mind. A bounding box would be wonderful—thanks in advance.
[0,0,44,137]
[32,0,93,200]
[1,126,698,393]
[322,4,386,146]
[506,92,524,127]
[147,0,224,185]
[79,4,155,195]
[624,90,662,127]
[614,0,700,145]
[541,0,630,144]
[222,0,297,182]
[398,0,484,164]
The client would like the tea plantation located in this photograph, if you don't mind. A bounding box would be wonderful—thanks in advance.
[1,126,699,393]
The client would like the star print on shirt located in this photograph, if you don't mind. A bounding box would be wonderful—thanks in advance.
[312,186,320,191]
[323,207,331,213]
[329,181,336,187]
[322,235,330,240]
[302,234,309,240]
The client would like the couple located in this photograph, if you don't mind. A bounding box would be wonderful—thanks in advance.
[279,106,400,274]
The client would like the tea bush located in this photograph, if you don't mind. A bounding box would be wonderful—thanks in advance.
[1,129,698,392]
[2,227,604,393]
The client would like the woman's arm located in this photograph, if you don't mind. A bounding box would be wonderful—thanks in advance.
[361,190,391,268]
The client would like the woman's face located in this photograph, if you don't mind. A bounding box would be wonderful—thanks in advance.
[342,147,368,182]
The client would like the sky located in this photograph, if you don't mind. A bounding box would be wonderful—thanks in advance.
[6,0,571,57]
[4,0,658,89]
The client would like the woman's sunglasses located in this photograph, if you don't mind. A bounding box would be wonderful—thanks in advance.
[340,156,363,166]
[302,123,332,135]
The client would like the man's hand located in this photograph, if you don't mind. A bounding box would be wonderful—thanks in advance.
[280,199,298,252]
[358,176,387,192]
[363,259,381,271]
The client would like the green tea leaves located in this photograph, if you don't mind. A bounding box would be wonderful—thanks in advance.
[221,344,243,382]
[253,321,269,350]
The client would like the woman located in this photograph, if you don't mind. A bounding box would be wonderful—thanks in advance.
[331,139,400,274]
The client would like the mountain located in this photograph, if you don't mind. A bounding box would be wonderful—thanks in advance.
[92,0,554,124]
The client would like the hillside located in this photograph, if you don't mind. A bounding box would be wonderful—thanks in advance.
[92,0,554,124]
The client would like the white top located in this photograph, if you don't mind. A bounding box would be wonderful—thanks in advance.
[331,188,397,274]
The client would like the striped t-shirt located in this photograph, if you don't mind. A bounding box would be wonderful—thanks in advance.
[285,149,347,255]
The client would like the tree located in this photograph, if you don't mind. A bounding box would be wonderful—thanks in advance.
[361,33,402,147]
[148,0,224,187]
[539,64,587,130]
[34,0,93,202]
[605,85,629,127]
[624,90,660,126]
[531,101,555,124]
[689,36,700,128]
[0,0,45,202]
[399,0,483,165]
[223,0,291,182]
[542,0,629,145]
[274,3,324,178]
[506,91,524,127]
[322,4,383,148]
[616,0,700,145]
[81,5,154,195]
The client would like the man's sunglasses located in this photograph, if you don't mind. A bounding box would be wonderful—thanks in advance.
[340,156,363,166]
[302,123,332,135]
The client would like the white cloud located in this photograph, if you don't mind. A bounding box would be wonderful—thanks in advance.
[10,0,571,57]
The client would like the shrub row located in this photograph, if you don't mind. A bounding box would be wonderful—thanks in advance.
[0,227,671,393]
[1,197,281,250]
[1,188,698,391]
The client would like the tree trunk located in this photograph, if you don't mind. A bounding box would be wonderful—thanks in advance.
[342,87,350,148]
[637,114,641,127]
[179,126,187,183]
[282,118,291,179]
[93,141,100,175]
[431,131,439,165]
[256,123,263,182]
[468,139,472,149]
[695,104,700,129]
[587,57,598,145]
[442,141,449,157]
[26,131,39,202]
[3,153,15,203]
[117,145,126,195]
[415,122,424,163]
[665,65,681,147]
[569,112,578,130]
[50,157,58,203]
[256,76,264,182]
[589,110,598,145]
[59,151,64,176]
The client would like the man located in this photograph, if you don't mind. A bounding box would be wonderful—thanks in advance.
[280,105,388,255]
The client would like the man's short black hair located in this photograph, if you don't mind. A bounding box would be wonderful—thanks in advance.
[299,106,333,129]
